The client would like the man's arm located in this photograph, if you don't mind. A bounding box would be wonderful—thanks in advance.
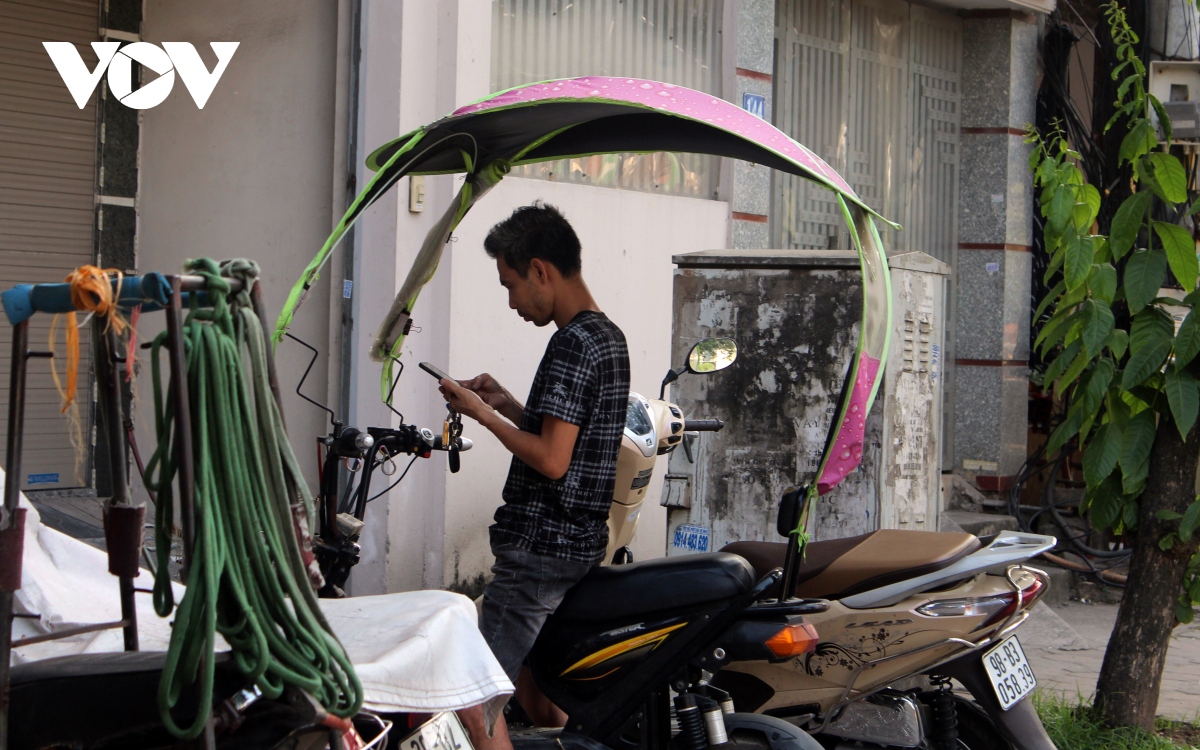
[439,379,578,480]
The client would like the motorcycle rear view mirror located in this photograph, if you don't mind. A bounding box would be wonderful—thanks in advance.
[660,337,738,398]
[686,337,737,374]
[776,486,806,539]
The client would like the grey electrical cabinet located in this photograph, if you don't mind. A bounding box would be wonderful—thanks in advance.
[663,250,948,555]
[878,252,950,531]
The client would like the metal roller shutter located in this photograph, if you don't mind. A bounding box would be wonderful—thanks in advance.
[772,0,961,262]
[0,0,99,490]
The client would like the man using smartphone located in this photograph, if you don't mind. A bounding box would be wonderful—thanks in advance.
[437,202,630,738]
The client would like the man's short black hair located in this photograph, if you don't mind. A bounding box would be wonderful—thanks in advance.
[484,202,582,278]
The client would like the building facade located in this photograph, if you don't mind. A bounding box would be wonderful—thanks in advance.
[0,0,1052,594]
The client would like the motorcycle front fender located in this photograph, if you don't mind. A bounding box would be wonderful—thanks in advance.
[933,650,1056,750]
[723,713,823,750]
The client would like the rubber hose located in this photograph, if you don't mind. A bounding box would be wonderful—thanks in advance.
[143,259,362,739]
[1040,551,1128,584]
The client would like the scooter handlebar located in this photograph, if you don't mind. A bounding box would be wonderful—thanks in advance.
[684,418,724,431]
[432,436,472,452]
[365,425,472,455]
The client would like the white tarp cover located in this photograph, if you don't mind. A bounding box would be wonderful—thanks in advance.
[1,467,512,713]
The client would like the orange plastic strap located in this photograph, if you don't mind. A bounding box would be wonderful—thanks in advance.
[48,266,126,412]
[125,304,141,382]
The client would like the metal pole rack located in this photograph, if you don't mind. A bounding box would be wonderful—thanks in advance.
[0,271,285,750]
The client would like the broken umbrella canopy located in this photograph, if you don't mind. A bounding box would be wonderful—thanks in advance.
[273,76,896,509]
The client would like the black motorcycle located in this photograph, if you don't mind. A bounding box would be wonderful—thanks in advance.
[315,414,828,750]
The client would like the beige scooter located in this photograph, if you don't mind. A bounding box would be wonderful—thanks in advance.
[604,338,733,564]
[606,339,1058,750]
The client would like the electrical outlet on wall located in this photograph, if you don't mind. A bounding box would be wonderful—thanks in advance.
[409,175,425,213]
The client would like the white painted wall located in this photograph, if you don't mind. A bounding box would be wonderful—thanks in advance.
[129,0,732,596]
[367,0,495,594]
[430,177,727,591]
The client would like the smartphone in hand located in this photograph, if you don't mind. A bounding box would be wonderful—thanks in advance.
[419,361,453,382]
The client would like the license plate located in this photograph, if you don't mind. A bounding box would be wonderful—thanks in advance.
[983,635,1037,710]
[396,712,474,750]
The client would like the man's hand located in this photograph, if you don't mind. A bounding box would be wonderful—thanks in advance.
[458,373,524,424]
[439,378,498,426]
[441,378,579,481]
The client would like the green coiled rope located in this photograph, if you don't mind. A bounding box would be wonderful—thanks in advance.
[143,258,362,739]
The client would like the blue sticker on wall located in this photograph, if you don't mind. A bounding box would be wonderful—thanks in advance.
[742,93,765,119]
[672,523,711,552]
[27,473,59,485]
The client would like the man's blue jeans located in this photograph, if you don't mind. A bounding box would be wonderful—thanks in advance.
[479,543,594,681]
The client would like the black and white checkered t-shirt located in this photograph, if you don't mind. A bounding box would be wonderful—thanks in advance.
[491,310,630,565]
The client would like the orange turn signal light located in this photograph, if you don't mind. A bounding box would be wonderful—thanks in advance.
[764,623,819,658]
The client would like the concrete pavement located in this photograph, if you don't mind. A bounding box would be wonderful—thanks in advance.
[1019,600,1200,721]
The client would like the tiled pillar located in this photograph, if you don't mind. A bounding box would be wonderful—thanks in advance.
[1148,0,1200,58]
[730,0,773,249]
[953,11,1037,490]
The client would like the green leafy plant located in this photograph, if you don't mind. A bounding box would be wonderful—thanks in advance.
[1029,1,1200,624]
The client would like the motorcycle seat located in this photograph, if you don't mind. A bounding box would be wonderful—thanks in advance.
[554,552,756,621]
[721,530,981,600]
